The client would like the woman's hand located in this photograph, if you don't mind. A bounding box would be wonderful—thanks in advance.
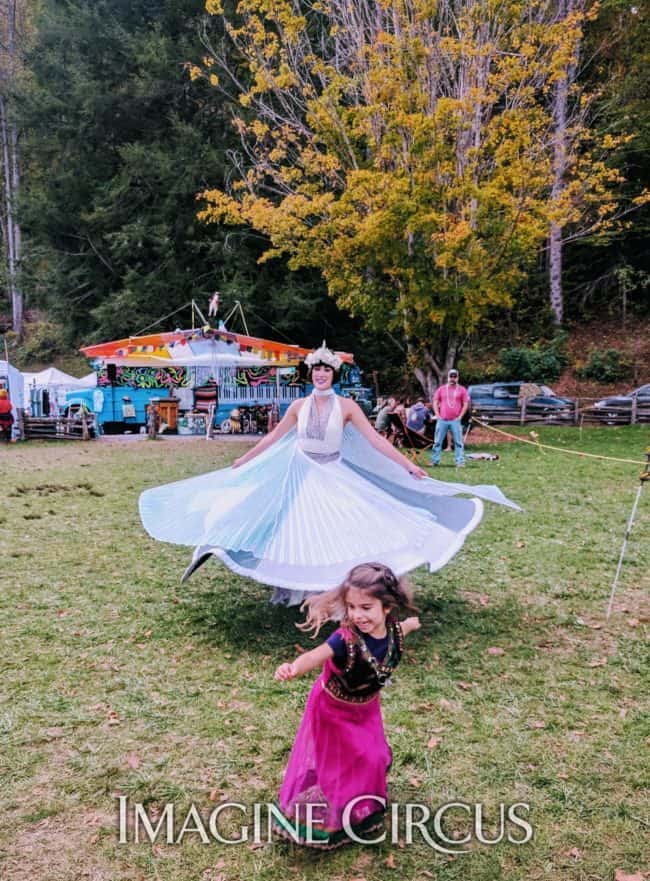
[407,465,427,480]
[401,616,421,635]
[274,662,297,681]
[231,457,245,469]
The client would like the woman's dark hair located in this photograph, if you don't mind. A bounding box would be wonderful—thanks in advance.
[308,362,341,382]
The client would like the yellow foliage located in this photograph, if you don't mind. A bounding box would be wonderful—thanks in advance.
[196,0,629,349]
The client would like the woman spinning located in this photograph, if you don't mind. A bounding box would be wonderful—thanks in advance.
[139,343,519,605]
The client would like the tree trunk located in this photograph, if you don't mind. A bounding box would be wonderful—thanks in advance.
[549,218,563,325]
[549,64,568,326]
[0,1,23,338]
[549,0,581,327]
[410,337,460,399]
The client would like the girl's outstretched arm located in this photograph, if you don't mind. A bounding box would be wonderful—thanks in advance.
[232,398,302,468]
[401,616,421,636]
[274,642,334,681]
[342,398,427,479]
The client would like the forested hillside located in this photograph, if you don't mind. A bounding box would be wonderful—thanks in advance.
[0,0,648,391]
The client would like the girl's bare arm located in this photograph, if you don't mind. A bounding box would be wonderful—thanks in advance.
[274,642,334,681]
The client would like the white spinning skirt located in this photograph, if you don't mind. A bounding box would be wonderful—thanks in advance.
[139,418,519,600]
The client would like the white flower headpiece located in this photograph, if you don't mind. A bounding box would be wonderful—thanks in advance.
[304,340,342,371]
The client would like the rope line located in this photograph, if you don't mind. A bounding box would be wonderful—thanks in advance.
[470,417,647,467]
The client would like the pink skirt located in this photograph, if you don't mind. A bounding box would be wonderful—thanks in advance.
[274,663,392,848]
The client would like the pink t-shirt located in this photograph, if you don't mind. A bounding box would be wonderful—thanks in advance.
[433,384,469,421]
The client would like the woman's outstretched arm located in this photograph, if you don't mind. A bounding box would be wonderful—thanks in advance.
[231,398,302,468]
[343,399,427,479]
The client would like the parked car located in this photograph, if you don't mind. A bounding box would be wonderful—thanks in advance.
[590,384,650,422]
[336,384,375,417]
[468,382,574,418]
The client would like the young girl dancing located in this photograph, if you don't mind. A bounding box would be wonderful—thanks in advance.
[273,563,421,848]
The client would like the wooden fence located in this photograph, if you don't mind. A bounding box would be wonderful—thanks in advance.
[471,397,650,427]
[21,411,97,441]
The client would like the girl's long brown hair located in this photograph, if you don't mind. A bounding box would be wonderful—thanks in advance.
[298,562,418,636]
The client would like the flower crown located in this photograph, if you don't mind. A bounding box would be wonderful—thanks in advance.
[304,340,342,371]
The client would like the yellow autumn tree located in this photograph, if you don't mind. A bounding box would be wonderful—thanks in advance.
[199,0,623,393]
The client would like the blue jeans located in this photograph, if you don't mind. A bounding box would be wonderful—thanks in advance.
[431,418,464,465]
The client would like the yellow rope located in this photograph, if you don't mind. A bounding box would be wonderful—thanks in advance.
[470,417,647,467]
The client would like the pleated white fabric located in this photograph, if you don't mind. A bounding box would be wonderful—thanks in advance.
[139,394,520,604]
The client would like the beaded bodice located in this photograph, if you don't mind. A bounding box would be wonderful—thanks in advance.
[324,618,404,704]
[297,393,343,461]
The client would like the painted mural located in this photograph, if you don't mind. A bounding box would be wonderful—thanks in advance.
[97,366,191,389]
[231,366,303,387]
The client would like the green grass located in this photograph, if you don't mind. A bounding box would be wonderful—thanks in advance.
[0,427,648,881]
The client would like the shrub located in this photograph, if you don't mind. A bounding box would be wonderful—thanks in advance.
[497,333,568,382]
[12,320,69,367]
[576,348,631,383]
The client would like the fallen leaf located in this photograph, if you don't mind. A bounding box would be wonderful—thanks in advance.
[408,777,422,788]
[487,646,505,655]
[626,618,639,628]
[427,737,441,749]
[126,752,140,770]
[353,853,372,870]
[516,540,526,548]
[457,681,472,690]
[209,788,220,802]
[529,720,546,729]
[564,847,582,859]
[45,727,65,738]
[479,595,490,606]
[384,853,397,869]
[614,871,645,881]
[293,644,305,654]
[588,658,607,667]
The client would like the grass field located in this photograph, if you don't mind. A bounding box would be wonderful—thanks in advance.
[0,427,648,881]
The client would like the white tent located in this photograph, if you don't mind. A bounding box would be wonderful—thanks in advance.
[23,367,92,417]
[24,366,88,387]
[23,367,91,398]
[0,359,24,429]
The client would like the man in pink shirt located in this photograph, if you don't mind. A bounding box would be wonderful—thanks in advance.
[431,368,469,467]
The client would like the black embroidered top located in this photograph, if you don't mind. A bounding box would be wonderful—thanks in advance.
[323,618,404,703]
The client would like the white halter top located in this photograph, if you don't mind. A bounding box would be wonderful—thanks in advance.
[297,392,344,457]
